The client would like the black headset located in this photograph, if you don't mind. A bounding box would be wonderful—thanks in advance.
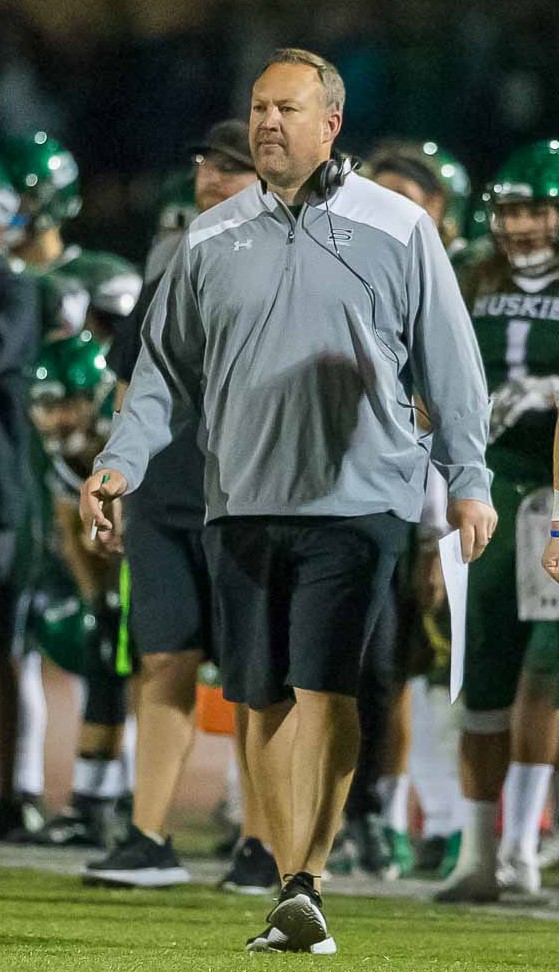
[315,153,361,200]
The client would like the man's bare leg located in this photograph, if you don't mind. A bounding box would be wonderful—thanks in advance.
[290,689,360,887]
[133,650,203,835]
[246,690,360,887]
[510,671,559,765]
[499,671,559,892]
[235,702,269,843]
[436,711,509,902]
[244,698,295,880]
[378,682,413,875]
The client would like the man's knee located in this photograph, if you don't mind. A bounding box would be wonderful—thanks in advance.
[141,650,201,707]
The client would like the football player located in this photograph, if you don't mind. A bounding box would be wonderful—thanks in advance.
[438,140,559,901]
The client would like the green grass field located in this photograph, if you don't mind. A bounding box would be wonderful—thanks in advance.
[1,868,559,972]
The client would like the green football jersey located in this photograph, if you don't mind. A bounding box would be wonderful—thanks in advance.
[455,241,559,479]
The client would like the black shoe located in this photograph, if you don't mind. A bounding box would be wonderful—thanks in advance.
[213,824,241,859]
[246,925,337,954]
[415,835,447,872]
[12,795,114,848]
[266,872,328,950]
[219,837,279,894]
[0,799,22,839]
[0,794,46,840]
[83,824,191,887]
[2,794,49,843]
[347,812,391,874]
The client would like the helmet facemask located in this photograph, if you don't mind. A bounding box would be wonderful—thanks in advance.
[489,196,559,276]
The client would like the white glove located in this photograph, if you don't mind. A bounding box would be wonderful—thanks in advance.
[489,375,559,443]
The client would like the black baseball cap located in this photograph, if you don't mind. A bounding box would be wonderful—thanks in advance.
[190,120,255,171]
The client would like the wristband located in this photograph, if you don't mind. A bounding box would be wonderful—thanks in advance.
[552,489,559,521]
[550,530,559,538]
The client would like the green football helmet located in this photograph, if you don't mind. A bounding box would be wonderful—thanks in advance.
[367,138,471,248]
[486,139,559,272]
[31,332,112,403]
[38,270,90,340]
[491,139,559,206]
[418,141,471,244]
[0,132,81,231]
[56,250,142,320]
[156,170,197,232]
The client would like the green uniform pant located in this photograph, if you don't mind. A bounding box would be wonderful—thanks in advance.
[465,472,559,711]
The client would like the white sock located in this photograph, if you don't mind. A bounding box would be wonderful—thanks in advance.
[14,652,47,795]
[120,715,137,792]
[453,798,497,873]
[224,744,243,827]
[500,762,553,863]
[409,680,464,837]
[72,757,124,800]
[378,774,410,832]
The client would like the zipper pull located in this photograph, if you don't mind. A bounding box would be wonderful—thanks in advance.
[287,228,295,243]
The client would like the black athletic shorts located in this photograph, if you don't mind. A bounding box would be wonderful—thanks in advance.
[124,518,211,656]
[203,514,410,709]
[0,582,16,656]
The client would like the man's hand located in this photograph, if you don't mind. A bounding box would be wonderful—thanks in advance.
[79,469,128,547]
[542,537,559,583]
[446,498,498,563]
[81,496,125,555]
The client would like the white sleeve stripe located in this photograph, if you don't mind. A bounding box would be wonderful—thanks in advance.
[189,215,256,249]
[328,174,423,246]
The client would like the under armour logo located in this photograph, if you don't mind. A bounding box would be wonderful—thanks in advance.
[233,239,253,251]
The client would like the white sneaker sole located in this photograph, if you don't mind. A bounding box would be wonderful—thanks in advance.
[247,932,336,954]
[220,881,276,895]
[82,866,191,888]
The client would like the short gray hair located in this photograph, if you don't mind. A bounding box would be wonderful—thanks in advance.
[260,48,345,112]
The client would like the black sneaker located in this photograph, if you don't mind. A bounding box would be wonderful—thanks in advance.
[266,872,328,950]
[246,925,337,954]
[0,794,46,840]
[347,812,391,874]
[11,795,113,848]
[213,824,241,859]
[415,835,447,872]
[83,825,191,887]
[219,837,279,895]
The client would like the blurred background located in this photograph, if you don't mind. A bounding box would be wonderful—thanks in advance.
[1,0,557,261]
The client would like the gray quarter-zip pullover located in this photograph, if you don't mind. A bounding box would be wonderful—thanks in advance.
[96,174,492,522]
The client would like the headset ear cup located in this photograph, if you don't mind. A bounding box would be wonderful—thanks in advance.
[318,159,337,199]
[317,155,361,199]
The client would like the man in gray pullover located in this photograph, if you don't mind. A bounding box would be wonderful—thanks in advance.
[80,48,496,953]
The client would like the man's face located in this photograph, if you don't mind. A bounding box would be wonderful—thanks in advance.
[30,395,95,446]
[249,63,341,191]
[194,152,256,213]
[494,201,559,262]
